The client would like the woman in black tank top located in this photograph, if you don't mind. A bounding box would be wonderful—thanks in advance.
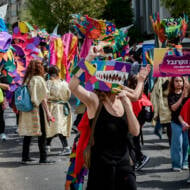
[87,105,137,190]
[68,46,150,190]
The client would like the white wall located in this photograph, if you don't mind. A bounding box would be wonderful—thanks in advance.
[5,0,26,25]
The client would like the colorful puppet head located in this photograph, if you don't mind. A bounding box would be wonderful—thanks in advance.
[72,58,131,92]
[71,14,116,40]
[71,14,129,60]
[71,14,131,92]
[12,21,44,67]
[0,18,25,107]
[0,18,16,85]
[150,13,188,47]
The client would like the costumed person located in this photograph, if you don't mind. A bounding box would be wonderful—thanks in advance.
[127,74,153,171]
[151,77,171,144]
[178,97,190,182]
[67,45,150,190]
[46,65,72,156]
[0,17,12,140]
[18,60,55,164]
[168,77,189,171]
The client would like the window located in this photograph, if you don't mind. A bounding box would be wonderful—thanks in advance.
[10,0,16,3]
[11,10,17,17]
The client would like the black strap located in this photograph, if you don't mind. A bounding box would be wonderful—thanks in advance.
[89,102,103,146]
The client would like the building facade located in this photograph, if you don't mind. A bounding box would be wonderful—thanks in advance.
[0,0,26,25]
[132,0,170,34]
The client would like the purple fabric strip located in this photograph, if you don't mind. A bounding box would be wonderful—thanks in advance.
[0,32,12,51]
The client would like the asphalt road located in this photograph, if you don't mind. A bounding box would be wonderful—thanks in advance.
[0,107,189,190]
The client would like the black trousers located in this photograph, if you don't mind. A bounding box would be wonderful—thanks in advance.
[16,113,19,125]
[0,104,5,134]
[87,164,136,190]
[134,115,145,163]
[133,133,143,162]
[86,149,137,190]
[47,134,68,148]
[22,105,47,161]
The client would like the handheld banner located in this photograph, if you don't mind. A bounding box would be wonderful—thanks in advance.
[153,48,190,77]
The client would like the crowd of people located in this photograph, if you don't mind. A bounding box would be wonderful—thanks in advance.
[0,43,190,189]
[0,8,189,189]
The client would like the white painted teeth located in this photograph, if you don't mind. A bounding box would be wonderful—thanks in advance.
[96,71,128,85]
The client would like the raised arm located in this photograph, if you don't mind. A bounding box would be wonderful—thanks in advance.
[118,90,140,136]
[69,46,103,115]
[69,67,97,103]
[170,86,188,112]
[170,94,184,111]
[119,65,150,101]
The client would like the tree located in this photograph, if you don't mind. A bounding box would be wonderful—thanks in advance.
[103,0,133,28]
[27,0,107,34]
[103,0,142,44]
[161,0,190,17]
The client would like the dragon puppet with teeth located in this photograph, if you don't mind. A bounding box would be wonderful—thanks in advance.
[72,58,131,93]
[65,15,138,190]
[69,14,132,94]
[70,14,130,60]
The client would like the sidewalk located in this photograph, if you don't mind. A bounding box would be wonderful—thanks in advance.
[137,123,189,190]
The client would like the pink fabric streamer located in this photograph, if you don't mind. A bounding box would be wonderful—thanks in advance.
[49,38,57,66]
[80,37,93,58]
[62,33,73,81]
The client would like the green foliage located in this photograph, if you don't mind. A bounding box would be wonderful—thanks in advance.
[27,0,106,34]
[128,25,143,45]
[103,0,133,28]
[27,0,135,37]
[161,0,190,17]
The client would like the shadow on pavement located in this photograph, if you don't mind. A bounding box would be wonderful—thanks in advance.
[143,144,169,150]
[138,168,172,174]
[144,138,169,144]
[137,179,190,190]
[140,156,171,169]
[0,161,21,168]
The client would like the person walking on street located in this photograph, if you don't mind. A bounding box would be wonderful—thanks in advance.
[18,60,55,164]
[46,65,72,156]
[68,45,150,190]
[168,77,189,171]
[151,77,171,144]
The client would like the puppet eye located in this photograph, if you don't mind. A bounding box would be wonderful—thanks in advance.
[167,22,173,26]
[173,21,177,25]
[92,64,96,68]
